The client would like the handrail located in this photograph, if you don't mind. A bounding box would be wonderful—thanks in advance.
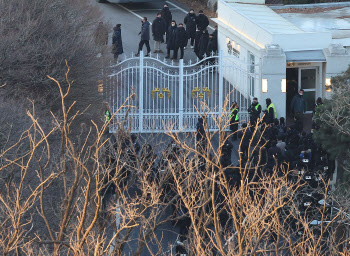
[110,52,257,69]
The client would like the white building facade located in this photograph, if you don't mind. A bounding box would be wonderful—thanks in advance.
[213,0,350,119]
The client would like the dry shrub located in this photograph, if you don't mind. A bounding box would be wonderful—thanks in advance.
[0,0,104,100]
[0,75,349,255]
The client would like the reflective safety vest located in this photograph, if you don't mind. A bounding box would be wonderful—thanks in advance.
[105,110,111,122]
[250,103,260,116]
[255,103,260,111]
[267,103,277,119]
[314,103,323,115]
[230,108,239,121]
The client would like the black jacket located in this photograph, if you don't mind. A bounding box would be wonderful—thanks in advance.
[152,17,166,41]
[160,7,172,30]
[166,25,177,50]
[112,28,123,55]
[196,119,206,143]
[206,37,215,56]
[267,146,282,167]
[291,94,306,113]
[212,29,218,52]
[249,102,262,122]
[184,13,197,36]
[140,21,150,41]
[194,30,202,56]
[198,31,209,58]
[175,27,188,48]
[196,14,209,31]
[264,103,275,124]
[238,128,252,148]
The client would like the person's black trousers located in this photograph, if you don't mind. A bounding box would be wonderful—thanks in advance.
[138,39,151,54]
[189,33,195,46]
[173,47,184,59]
[230,123,238,140]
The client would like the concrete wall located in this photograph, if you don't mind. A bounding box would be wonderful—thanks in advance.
[323,44,350,99]
[261,45,287,118]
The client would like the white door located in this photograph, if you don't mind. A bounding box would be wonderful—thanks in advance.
[299,67,317,113]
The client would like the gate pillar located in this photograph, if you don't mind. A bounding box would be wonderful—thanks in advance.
[139,52,144,132]
[179,59,184,130]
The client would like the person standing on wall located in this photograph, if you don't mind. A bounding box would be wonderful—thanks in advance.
[206,33,216,58]
[173,23,187,60]
[290,89,306,130]
[198,29,209,59]
[230,102,239,141]
[160,4,172,38]
[166,20,177,59]
[196,10,209,32]
[212,25,218,54]
[136,17,151,57]
[193,28,202,58]
[95,21,108,46]
[112,24,123,62]
[184,9,197,49]
[152,13,166,53]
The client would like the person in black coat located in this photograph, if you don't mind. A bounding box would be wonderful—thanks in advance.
[173,23,187,60]
[194,28,202,58]
[184,9,197,48]
[196,117,207,153]
[112,24,123,62]
[160,4,172,37]
[248,97,262,127]
[238,123,252,158]
[166,20,177,59]
[196,10,209,31]
[206,33,216,57]
[198,29,209,59]
[212,25,218,53]
[136,17,151,57]
[152,13,166,53]
[267,140,282,168]
[230,102,239,141]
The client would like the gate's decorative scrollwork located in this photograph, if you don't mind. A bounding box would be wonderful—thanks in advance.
[152,87,171,99]
[192,87,211,98]
[106,51,259,133]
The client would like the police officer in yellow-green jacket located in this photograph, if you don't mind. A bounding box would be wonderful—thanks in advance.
[264,98,277,125]
[248,97,262,128]
[230,101,239,141]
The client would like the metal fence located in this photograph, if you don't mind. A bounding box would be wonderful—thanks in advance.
[105,50,260,133]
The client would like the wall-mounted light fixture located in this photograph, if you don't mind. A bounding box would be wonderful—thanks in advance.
[325,78,332,92]
[231,40,236,48]
[236,44,241,52]
[262,79,268,93]
[281,79,286,93]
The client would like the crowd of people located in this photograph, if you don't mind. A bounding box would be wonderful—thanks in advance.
[109,4,218,61]
[100,94,332,254]
[227,95,329,173]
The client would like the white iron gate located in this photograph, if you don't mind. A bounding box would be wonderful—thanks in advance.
[105,50,259,133]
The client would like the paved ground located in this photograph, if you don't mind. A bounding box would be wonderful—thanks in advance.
[90,0,215,63]
[88,1,222,255]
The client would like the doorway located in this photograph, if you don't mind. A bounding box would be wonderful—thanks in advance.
[286,66,318,129]
[299,68,317,113]
[286,68,298,118]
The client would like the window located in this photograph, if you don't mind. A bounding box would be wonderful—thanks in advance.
[248,52,255,97]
